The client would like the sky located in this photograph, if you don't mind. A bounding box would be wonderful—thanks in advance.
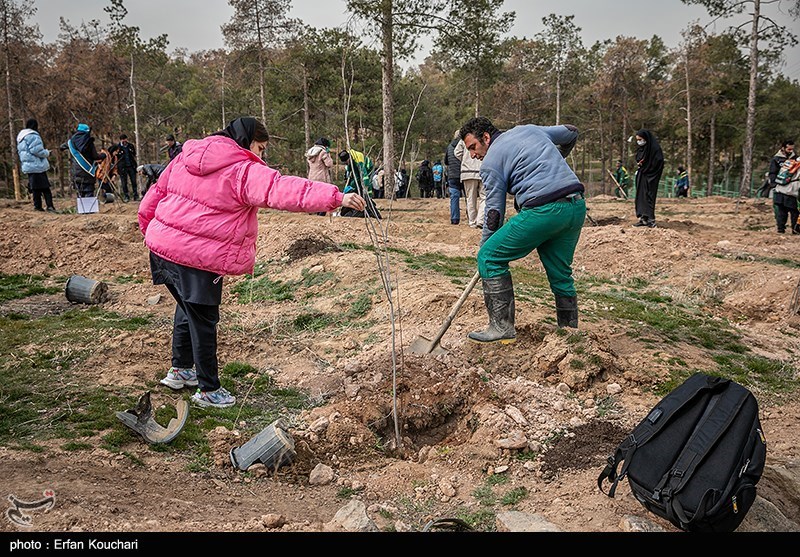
[30,0,800,79]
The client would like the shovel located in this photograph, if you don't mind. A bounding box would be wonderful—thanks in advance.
[409,270,481,355]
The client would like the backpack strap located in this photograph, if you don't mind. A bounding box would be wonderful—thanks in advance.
[598,374,730,498]
[68,139,98,177]
[654,383,751,527]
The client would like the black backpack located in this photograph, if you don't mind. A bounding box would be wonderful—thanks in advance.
[597,373,767,532]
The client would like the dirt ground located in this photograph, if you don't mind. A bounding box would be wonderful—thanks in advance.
[1,192,799,534]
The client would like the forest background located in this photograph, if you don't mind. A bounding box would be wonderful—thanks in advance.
[1,0,800,201]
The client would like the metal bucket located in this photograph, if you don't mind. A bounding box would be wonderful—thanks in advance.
[65,275,109,304]
[230,419,296,472]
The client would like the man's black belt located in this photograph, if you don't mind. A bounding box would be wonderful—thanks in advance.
[554,192,584,203]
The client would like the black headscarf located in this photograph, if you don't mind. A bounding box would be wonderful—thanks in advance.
[212,117,257,150]
[315,137,331,148]
[635,129,664,176]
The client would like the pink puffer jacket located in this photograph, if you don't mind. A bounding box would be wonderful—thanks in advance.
[138,135,344,276]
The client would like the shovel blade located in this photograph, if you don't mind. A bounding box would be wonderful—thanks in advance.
[409,336,448,356]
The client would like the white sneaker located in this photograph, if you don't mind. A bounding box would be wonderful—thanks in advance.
[159,367,198,390]
[191,387,236,409]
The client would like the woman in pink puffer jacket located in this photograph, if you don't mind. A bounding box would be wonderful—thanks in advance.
[138,117,365,409]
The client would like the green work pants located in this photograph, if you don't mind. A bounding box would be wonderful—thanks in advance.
[477,197,586,297]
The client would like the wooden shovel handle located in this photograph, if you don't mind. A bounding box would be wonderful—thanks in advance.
[429,270,481,348]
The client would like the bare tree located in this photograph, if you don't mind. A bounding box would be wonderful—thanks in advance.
[223,0,297,125]
[432,0,515,116]
[346,0,446,200]
[1,0,36,200]
[535,14,584,125]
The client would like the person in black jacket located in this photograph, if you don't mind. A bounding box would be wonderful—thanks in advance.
[165,134,183,161]
[60,123,106,198]
[137,163,167,196]
[417,160,434,198]
[633,129,664,228]
[444,130,463,224]
[110,134,138,201]
[769,139,798,234]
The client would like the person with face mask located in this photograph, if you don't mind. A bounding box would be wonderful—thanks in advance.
[633,129,664,227]
[138,117,366,408]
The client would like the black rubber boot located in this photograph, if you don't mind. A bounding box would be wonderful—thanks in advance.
[468,275,516,344]
[556,295,578,328]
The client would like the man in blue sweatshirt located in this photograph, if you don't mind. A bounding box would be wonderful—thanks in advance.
[459,117,586,344]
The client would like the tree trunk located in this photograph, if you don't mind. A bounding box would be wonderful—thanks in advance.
[221,60,227,128]
[380,0,396,200]
[131,53,140,160]
[707,105,716,197]
[474,75,479,117]
[302,64,310,149]
[55,144,65,196]
[740,0,760,198]
[620,113,627,165]
[255,10,267,126]
[3,7,20,201]
[684,48,692,197]
[555,71,561,125]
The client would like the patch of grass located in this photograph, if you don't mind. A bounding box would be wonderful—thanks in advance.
[293,312,337,332]
[187,453,212,473]
[0,306,155,446]
[630,290,673,304]
[712,354,797,394]
[10,441,45,452]
[596,396,619,418]
[625,277,649,288]
[224,361,259,379]
[300,268,337,288]
[233,274,295,302]
[486,474,509,486]
[569,359,585,369]
[456,509,496,532]
[0,273,60,302]
[378,508,394,520]
[472,484,497,507]
[589,292,747,352]
[346,294,373,319]
[515,450,539,462]
[501,487,529,506]
[510,267,551,290]
[114,275,143,284]
[101,429,136,451]
[712,252,800,269]
[62,441,93,452]
[121,451,145,467]
[566,333,583,345]
[336,486,363,499]
[402,251,476,279]
[271,387,310,410]
[588,354,603,366]
[541,428,567,449]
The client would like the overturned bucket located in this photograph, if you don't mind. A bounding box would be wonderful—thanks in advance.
[65,275,109,304]
[230,419,296,472]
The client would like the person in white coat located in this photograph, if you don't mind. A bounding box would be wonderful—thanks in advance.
[17,118,56,212]
[455,136,485,228]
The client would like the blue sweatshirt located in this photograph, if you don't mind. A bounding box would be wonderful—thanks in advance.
[480,124,583,243]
